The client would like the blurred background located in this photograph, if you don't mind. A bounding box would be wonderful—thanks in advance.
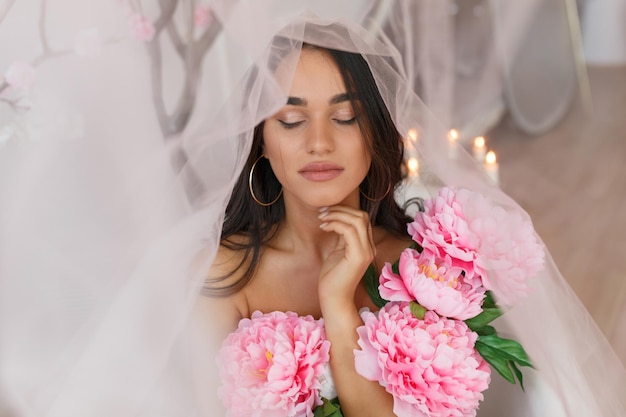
[479,0,626,365]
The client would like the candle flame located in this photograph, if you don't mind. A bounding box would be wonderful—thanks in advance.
[474,136,485,148]
[448,129,458,141]
[407,157,419,175]
[485,151,497,165]
[407,129,419,142]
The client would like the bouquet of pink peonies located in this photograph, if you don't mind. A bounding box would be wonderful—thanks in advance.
[356,187,544,417]
[217,310,341,417]
[217,187,544,417]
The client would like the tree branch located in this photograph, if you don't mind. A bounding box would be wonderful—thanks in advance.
[166,8,223,132]
[39,0,51,53]
[144,1,226,203]
[0,96,30,112]
[169,59,198,133]
[154,0,178,34]
[145,37,171,136]
[168,9,222,132]
[196,9,222,57]
[166,19,186,58]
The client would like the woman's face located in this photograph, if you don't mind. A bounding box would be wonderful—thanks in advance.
[263,48,371,209]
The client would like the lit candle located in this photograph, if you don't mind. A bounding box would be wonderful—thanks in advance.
[448,129,459,159]
[407,128,419,143]
[399,157,429,216]
[484,150,499,184]
[405,128,419,161]
[473,136,486,162]
[407,157,419,177]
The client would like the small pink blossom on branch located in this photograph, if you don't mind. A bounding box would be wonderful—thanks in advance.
[4,61,36,92]
[130,13,155,42]
[194,5,213,29]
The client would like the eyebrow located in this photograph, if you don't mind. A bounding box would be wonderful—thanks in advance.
[286,92,358,106]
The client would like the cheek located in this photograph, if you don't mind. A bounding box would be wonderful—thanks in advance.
[356,143,372,176]
[262,130,291,185]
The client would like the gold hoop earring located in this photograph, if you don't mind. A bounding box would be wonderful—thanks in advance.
[249,155,283,207]
[360,183,391,202]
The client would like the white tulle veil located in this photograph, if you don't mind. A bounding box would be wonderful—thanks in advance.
[0,1,624,416]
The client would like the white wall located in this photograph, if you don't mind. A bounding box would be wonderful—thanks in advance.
[581,0,626,64]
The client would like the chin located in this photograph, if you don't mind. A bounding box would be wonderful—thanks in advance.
[305,190,360,208]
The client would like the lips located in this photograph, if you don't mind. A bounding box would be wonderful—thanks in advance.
[298,162,344,181]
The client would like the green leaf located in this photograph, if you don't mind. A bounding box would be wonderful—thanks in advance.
[362,242,419,309]
[477,334,533,368]
[475,333,534,389]
[410,301,426,320]
[475,342,517,384]
[511,361,525,392]
[464,307,503,331]
[482,291,498,309]
[391,258,400,275]
[363,264,388,308]
[475,325,496,336]
[314,397,344,417]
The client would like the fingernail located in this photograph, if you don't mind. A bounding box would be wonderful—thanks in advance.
[319,222,328,228]
[318,206,329,212]
[318,210,328,219]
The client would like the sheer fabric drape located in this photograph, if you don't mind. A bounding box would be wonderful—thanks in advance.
[0,1,624,416]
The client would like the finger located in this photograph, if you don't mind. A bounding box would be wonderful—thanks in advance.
[319,218,374,264]
[319,221,374,266]
[362,219,375,255]
[319,207,371,245]
[319,208,375,259]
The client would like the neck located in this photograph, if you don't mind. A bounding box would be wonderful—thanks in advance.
[271,190,361,258]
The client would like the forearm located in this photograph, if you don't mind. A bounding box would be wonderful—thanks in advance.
[321,301,396,417]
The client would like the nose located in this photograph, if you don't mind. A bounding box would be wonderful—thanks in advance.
[305,119,334,154]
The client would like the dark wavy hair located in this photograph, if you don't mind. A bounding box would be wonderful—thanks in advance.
[204,45,410,296]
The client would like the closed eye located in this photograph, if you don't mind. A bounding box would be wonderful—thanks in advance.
[334,117,357,125]
[278,120,305,129]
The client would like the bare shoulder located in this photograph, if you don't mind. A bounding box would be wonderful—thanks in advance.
[192,236,252,340]
[203,236,248,283]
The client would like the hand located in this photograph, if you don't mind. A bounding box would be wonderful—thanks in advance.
[317,205,375,306]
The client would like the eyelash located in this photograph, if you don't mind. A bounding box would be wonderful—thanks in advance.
[278,117,357,129]
[278,120,304,129]
[335,117,357,125]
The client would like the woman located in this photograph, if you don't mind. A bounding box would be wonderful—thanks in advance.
[203,43,412,416]
[1,2,624,417]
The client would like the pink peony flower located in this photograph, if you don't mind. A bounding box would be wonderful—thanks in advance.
[4,61,36,91]
[355,303,491,417]
[130,13,155,42]
[468,203,545,306]
[194,5,213,29]
[408,187,544,306]
[379,248,485,320]
[218,310,331,417]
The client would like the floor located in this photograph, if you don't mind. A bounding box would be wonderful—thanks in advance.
[486,64,626,365]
